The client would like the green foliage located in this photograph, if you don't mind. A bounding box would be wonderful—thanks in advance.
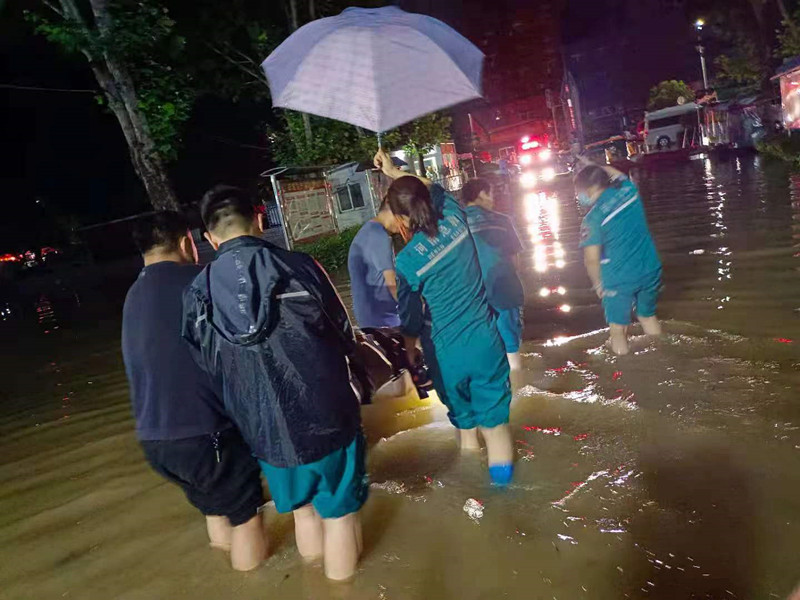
[25,10,89,53]
[268,111,398,166]
[27,0,452,173]
[268,111,452,169]
[714,37,765,87]
[183,0,283,102]
[756,131,800,165]
[647,80,695,111]
[26,0,195,162]
[777,9,800,59]
[294,226,360,273]
[398,112,452,167]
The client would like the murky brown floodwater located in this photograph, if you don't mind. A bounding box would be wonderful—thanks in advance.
[1,156,799,599]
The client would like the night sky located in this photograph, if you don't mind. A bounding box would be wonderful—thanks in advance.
[1,0,700,250]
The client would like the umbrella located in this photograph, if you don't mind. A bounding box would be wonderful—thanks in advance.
[262,6,484,136]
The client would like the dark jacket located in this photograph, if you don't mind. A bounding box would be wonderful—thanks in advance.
[182,236,361,468]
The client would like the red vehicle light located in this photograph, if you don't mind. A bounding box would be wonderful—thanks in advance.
[0,254,19,263]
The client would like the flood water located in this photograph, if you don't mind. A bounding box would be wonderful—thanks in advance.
[1,156,799,599]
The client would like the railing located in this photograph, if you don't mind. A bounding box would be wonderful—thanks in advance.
[262,202,283,228]
[429,170,468,192]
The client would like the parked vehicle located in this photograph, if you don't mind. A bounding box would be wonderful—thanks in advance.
[644,102,701,152]
[515,135,570,189]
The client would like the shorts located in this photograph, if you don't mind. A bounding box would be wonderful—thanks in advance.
[259,432,368,520]
[602,271,662,326]
[142,427,264,526]
[496,306,523,353]
[423,326,512,430]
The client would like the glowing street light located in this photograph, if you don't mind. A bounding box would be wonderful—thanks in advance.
[694,18,709,90]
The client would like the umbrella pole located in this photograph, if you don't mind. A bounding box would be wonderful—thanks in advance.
[377,131,383,150]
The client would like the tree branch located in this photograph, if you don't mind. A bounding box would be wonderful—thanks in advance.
[221,41,261,67]
[42,0,65,19]
[206,42,269,87]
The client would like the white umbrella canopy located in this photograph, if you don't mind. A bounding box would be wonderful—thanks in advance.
[262,5,484,134]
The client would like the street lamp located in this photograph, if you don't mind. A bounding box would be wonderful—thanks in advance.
[695,19,709,90]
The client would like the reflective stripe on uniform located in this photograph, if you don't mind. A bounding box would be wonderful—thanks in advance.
[416,230,469,277]
[601,196,637,226]
[276,291,311,300]
[469,224,508,234]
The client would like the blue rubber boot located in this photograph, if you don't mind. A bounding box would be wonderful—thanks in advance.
[489,463,514,487]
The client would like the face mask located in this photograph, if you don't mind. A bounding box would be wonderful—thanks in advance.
[577,192,594,208]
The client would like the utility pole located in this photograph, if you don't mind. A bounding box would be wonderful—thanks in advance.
[695,19,710,90]
[545,88,559,144]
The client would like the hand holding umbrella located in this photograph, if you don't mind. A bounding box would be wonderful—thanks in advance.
[374,148,403,179]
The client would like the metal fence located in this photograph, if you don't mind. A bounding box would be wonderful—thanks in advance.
[430,171,468,192]
[262,202,283,228]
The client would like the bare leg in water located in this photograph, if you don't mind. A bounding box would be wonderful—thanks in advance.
[293,505,324,561]
[206,515,232,551]
[458,428,481,451]
[481,424,513,467]
[609,323,630,356]
[207,514,269,571]
[323,512,362,581]
[507,352,522,391]
[638,314,661,336]
[294,505,363,581]
[230,513,268,571]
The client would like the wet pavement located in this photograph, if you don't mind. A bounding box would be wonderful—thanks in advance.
[1,156,799,599]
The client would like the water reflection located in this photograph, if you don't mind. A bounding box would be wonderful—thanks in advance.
[524,191,564,274]
[3,158,800,600]
[35,295,59,333]
[703,158,734,312]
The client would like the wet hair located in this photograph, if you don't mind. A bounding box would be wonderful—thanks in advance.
[200,185,255,234]
[386,176,439,238]
[132,211,189,255]
[573,165,622,194]
[461,178,491,205]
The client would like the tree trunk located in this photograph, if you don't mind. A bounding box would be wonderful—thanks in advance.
[57,0,179,210]
[92,63,178,209]
[302,113,313,145]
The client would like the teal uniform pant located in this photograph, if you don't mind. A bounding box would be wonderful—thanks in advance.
[422,323,512,430]
[602,269,662,326]
[496,307,523,353]
[259,433,368,519]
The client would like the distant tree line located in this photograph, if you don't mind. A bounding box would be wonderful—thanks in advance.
[687,0,800,91]
[25,0,451,209]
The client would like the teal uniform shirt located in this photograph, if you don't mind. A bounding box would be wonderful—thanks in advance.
[579,176,661,289]
[396,184,511,430]
[396,184,494,346]
[464,205,524,311]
